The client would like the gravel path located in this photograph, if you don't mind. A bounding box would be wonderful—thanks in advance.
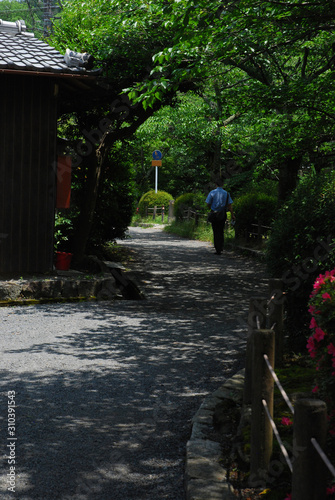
[0,226,268,499]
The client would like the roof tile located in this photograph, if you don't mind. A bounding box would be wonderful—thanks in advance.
[0,20,100,76]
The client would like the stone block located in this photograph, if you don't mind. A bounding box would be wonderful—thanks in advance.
[223,372,245,392]
[0,282,21,300]
[199,396,221,411]
[211,387,236,401]
[61,280,79,298]
[192,409,213,426]
[186,439,222,460]
[21,280,63,299]
[77,279,99,297]
[187,479,234,500]
[186,456,226,481]
[191,422,210,440]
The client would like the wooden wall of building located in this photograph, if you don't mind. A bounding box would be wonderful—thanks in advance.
[0,74,57,274]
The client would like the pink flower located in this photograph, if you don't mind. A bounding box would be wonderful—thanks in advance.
[307,337,316,358]
[327,343,335,356]
[312,385,319,393]
[314,327,326,342]
[322,292,332,301]
[284,494,292,500]
[281,417,293,426]
[310,317,318,329]
[314,275,326,290]
[308,305,317,314]
[327,485,335,495]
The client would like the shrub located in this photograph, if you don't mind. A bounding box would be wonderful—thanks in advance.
[233,192,277,237]
[138,190,173,216]
[266,170,335,349]
[54,211,75,252]
[307,270,335,436]
[173,192,208,221]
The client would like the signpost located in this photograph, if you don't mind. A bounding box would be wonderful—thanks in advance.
[152,150,162,193]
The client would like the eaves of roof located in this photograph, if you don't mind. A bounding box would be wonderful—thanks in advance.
[0,20,101,78]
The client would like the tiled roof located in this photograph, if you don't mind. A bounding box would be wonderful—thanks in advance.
[0,20,100,75]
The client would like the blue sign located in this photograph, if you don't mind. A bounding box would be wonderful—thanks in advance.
[152,150,162,160]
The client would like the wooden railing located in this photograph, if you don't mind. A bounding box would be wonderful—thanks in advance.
[245,285,335,498]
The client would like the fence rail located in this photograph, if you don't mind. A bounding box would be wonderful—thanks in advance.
[145,201,174,222]
[311,437,335,479]
[245,221,271,241]
[246,301,335,498]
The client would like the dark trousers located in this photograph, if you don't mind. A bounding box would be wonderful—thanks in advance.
[212,218,226,253]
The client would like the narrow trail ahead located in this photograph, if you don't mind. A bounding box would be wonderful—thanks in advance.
[0,227,268,499]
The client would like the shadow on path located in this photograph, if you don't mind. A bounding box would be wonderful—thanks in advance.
[0,227,268,499]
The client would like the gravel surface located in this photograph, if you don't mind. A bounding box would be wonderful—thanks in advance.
[0,226,268,499]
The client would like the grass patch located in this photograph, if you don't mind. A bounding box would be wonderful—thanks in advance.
[101,241,136,264]
[164,219,236,245]
[131,213,166,226]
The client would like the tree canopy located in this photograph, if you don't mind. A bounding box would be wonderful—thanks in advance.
[50,0,199,258]
[128,0,335,198]
[36,0,335,257]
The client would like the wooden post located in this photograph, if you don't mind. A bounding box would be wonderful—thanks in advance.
[162,206,165,223]
[292,398,328,500]
[153,205,157,220]
[268,279,285,367]
[244,297,268,405]
[250,329,275,482]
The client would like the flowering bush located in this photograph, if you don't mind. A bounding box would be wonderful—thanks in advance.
[281,417,293,427]
[307,270,335,431]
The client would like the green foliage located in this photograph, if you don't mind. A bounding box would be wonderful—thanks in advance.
[88,176,134,249]
[54,211,74,251]
[129,0,335,201]
[165,219,212,242]
[138,190,173,216]
[266,170,335,281]
[266,170,335,348]
[0,1,27,22]
[165,218,236,245]
[234,192,277,237]
[132,92,222,196]
[0,0,62,37]
[173,192,207,221]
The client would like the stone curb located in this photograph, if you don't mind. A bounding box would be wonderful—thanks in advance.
[0,259,147,304]
[185,369,245,500]
[0,273,122,304]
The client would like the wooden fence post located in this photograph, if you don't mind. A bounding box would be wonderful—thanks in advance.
[161,206,165,223]
[243,297,268,405]
[153,205,157,220]
[268,279,285,367]
[250,329,275,482]
[292,398,328,500]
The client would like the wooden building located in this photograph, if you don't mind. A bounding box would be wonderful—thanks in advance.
[0,20,100,274]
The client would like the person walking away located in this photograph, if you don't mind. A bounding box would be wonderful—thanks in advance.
[206,179,235,255]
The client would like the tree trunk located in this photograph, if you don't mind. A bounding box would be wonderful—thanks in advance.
[72,149,104,262]
[278,155,302,203]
